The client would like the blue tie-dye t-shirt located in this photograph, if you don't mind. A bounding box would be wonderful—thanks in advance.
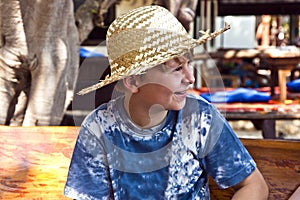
[64,94,256,200]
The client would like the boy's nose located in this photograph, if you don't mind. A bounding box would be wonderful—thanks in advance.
[183,64,195,84]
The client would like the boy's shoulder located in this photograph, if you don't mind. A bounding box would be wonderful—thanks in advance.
[185,93,212,108]
[178,94,216,120]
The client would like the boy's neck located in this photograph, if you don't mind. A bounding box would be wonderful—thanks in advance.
[124,96,168,129]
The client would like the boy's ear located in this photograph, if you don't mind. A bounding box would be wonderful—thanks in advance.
[123,76,139,93]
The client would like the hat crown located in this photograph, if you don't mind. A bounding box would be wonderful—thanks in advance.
[106,6,187,38]
[106,6,193,78]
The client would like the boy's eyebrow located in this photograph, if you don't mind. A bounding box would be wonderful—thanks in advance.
[183,51,194,60]
[159,51,193,69]
[172,52,193,64]
[176,54,192,63]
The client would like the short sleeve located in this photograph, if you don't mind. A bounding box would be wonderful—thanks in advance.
[203,110,256,189]
[64,125,112,200]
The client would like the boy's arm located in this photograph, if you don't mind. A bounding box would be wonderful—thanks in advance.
[232,168,269,200]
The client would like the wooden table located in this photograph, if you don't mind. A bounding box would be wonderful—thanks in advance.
[210,138,300,200]
[259,48,300,103]
[215,101,300,139]
[194,47,300,103]
[0,126,78,199]
[207,48,261,60]
[223,111,300,139]
[1,126,298,200]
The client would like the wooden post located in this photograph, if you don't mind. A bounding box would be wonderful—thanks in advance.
[278,69,291,103]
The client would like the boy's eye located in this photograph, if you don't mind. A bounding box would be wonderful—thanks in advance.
[174,64,183,71]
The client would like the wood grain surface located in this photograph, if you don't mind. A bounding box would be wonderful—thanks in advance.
[210,138,300,200]
[0,126,299,199]
[0,126,79,200]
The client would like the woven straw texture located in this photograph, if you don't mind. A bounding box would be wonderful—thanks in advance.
[78,5,230,95]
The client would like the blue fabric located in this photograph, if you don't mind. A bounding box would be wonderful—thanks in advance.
[64,94,256,200]
[287,79,300,92]
[200,88,271,103]
[80,47,105,58]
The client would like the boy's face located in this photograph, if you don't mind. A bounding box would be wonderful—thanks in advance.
[133,54,195,111]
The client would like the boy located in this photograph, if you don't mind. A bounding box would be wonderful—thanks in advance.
[65,5,268,199]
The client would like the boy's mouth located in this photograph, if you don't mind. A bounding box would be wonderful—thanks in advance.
[174,90,187,95]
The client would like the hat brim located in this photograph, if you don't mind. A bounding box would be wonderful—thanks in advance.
[77,22,231,95]
[77,30,198,95]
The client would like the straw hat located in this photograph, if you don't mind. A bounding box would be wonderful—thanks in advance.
[78,5,230,95]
